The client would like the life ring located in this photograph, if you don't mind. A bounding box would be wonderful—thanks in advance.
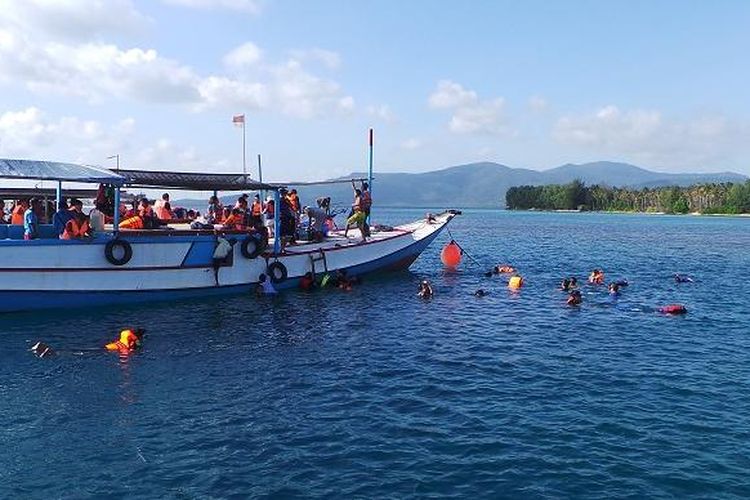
[267,261,288,284]
[240,234,267,259]
[105,239,133,266]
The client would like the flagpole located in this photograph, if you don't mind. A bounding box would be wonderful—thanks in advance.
[242,119,247,181]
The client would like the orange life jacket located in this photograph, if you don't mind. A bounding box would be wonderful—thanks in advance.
[251,201,262,216]
[105,329,139,352]
[154,201,171,220]
[11,206,25,225]
[61,217,90,240]
[119,215,144,229]
[223,214,246,231]
[361,191,372,210]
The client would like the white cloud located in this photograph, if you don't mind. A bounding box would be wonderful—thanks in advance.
[428,80,510,136]
[271,60,354,118]
[528,95,547,112]
[162,0,262,14]
[366,104,396,123]
[553,105,747,167]
[223,42,263,69]
[0,16,354,119]
[0,0,150,41]
[428,80,477,109]
[400,138,422,150]
[289,48,341,70]
[0,107,134,161]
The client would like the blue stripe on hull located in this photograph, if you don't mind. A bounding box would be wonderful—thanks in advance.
[0,224,446,313]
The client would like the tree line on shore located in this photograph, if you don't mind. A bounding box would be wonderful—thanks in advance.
[505,179,750,214]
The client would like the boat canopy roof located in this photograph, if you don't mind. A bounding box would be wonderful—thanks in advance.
[0,159,125,186]
[118,169,275,191]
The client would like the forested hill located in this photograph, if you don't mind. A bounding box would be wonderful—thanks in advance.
[506,180,750,214]
[292,161,745,209]
[178,161,747,209]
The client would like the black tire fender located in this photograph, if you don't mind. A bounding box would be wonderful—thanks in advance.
[241,234,267,259]
[267,261,288,284]
[105,239,133,266]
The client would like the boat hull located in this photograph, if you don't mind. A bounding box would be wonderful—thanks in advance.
[0,212,455,312]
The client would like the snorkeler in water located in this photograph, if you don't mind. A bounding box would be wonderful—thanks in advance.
[674,273,694,283]
[567,290,583,306]
[417,280,434,299]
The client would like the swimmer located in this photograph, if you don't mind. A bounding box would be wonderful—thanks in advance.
[560,278,571,291]
[570,277,578,288]
[614,278,629,287]
[608,282,621,296]
[105,328,145,354]
[659,304,688,315]
[417,280,434,299]
[674,273,694,283]
[567,290,583,306]
[30,342,54,358]
[256,273,278,296]
[30,328,145,358]
[588,269,604,285]
[474,289,488,297]
[493,265,515,274]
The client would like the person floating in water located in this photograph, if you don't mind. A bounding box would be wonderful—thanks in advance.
[32,328,146,358]
[588,269,604,285]
[493,265,515,274]
[608,282,621,296]
[567,290,583,306]
[674,273,694,283]
[417,280,434,299]
[299,271,316,291]
[561,277,579,291]
[105,328,145,354]
[255,273,278,296]
[659,304,688,315]
[474,289,488,297]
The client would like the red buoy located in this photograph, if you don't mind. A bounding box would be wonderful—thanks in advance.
[441,241,462,269]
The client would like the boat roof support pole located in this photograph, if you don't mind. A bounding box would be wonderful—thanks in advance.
[113,186,121,236]
[273,188,281,255]
[55,181,62,212]
[367,128,374,223]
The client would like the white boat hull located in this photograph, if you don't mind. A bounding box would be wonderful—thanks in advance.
[0,212,456,312]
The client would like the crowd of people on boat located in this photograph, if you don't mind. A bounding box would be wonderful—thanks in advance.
[2,179,373,246]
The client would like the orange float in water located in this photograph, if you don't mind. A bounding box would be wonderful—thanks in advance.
[508,275,524,289]
[440,241,462,268]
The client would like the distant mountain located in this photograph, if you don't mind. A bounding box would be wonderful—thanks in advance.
[293,161,746,209]
[177,161,748,209]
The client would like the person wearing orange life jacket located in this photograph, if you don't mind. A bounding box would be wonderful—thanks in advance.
[11,199,28,225]
[222,208,247,231]
[249,194,263,228]
[287,189,301,215]
[154,193,172,221]
[61,215,91,240]
[105,328,145,354]
[588,269,605,285]
[120,199,157,230]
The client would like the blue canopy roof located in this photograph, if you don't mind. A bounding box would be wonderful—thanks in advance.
[0,159,125,186]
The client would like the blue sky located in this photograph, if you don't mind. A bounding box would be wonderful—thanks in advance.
[0,0,748,181]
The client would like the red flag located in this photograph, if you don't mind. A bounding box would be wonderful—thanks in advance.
[232,114,245,125]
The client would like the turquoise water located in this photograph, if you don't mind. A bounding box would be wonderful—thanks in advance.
[2,210,750,498]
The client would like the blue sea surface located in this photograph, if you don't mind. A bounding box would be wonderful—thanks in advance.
[2,210,750,499]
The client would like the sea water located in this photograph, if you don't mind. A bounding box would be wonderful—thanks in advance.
[2,210,750,498]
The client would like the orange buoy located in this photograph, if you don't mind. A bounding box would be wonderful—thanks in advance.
[440,241,462,268]
[508,275,524,289]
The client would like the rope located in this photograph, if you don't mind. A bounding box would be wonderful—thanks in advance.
[446,228,484,268]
